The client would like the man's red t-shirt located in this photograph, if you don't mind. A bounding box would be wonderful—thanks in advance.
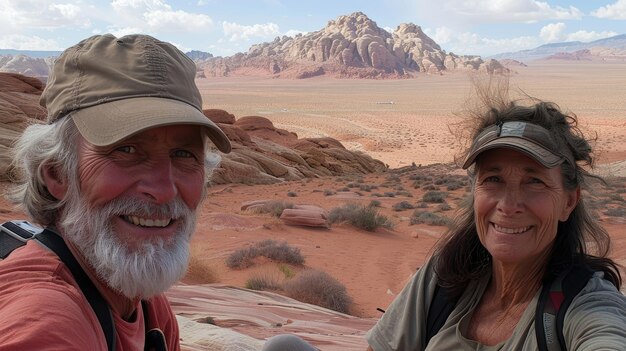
[0,240,180,350]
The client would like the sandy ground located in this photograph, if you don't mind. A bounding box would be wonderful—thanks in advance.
[0,60,624,327]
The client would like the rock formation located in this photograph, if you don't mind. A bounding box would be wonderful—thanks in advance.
[0,74,386,184]
[204,109,387,185]
[0,55,53,81]
[0,73,46,179]
[202,12,507,78]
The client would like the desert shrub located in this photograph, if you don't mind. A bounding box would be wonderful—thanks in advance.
[283,269,352,314]
[369,199,382,207]
[339,187,350,192]
[278,263,296,279]
[328,203,393,231]
[195,316,216,325]
[392,201,414,211]
[383,192,396,197]
[245,273,282,291]
[371,193,384,197]
[186,249,219,284]
[446,181,465,191]
[437,203,452,211]
[604,208,626,217]
[248,200,294,217]
[415,201,429,208]
[359,184,377,192]
[395,190,413,197]
[410,210,451,226]
[422,191,448,203]
[226,240,305,269]
[323,189,335,196]
[422,184,438,191]
[287,191,298,197]
[346,182,359,188]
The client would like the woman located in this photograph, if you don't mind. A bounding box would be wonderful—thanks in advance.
[366,90,626,350]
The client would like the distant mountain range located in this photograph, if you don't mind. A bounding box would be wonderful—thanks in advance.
[488,34,626,61]
[2,17,624,79]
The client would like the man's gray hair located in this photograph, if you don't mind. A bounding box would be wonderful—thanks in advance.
[9,117,220,226]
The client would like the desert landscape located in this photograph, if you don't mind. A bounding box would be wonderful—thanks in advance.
[1,11,625,349]
[172,61,626,350]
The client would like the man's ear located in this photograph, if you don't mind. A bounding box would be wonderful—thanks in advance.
[42,164,68,200]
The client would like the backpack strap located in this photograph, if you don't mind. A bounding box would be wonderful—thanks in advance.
[142,300,168,351]
[535,265,593,351]
[425,284,457,346]
[36,229,117,351]
[0,221,39,259]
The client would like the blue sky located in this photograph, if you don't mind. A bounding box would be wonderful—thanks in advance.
[1,0,625,57]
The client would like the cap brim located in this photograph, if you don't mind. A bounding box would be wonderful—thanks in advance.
[462,137,564,169]
[70,97,231,153]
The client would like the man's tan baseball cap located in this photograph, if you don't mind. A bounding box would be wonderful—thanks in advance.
[40,34,231,153]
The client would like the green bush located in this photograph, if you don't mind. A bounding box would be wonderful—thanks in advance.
[245,273,282,291]
[283,269,352,314]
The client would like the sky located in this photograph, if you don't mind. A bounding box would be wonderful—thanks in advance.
[1,0,625,57]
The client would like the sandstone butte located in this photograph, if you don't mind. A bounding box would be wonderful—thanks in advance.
[0,72,385,350]
[200,11,508,79]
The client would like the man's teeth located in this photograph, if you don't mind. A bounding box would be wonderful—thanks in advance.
[124,216,171,227]
[493,224,531,234]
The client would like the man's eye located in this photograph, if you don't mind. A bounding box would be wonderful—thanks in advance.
[116,146,136,154]
[529,177,545,184]
[172,150,195,158]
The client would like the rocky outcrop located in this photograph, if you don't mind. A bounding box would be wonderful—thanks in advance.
[0,73,46,179]
[280,205,328,228]
[208,110,386,185]
[168,284,375,350]
[0,73,385,184]
[0,55,53,81]
[202,12,507,78]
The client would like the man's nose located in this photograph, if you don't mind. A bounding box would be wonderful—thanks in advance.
[136,159,177,204]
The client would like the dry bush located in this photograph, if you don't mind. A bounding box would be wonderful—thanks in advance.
[392,200,414,211]
[186,249,219,284]
[248,200,294,217]
[226,239,305,269]
[328,203,393,231]
[245,272,282,291]
[410,210,451,227]
[422,191,448,203]
[283,269,352,314]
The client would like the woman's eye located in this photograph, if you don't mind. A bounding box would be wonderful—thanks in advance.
[116,146,136,154]
[483,176,500,183]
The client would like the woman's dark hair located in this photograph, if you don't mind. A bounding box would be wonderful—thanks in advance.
[434,79,622,297]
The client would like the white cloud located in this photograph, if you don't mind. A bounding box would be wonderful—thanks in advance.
[110,0,213,32]
[426,27,455,44]
[222,21,280,42]
[539,22,566,42]
[567,30,619,42]
[0,0,91,30]
[0,34,61,50]
[539,23,618,43]
[591,0,626,19]
[433,0,582,23]
[107,26,145,38]
[144,10,213,31]
[284,29,307,38]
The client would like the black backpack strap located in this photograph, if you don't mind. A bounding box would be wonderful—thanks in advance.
[142,300,168,351]
[535,265,593,351]
[0,221,39,259]
[425,284,457,346]
[36,229,117,351]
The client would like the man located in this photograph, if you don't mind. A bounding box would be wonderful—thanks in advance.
[0,34,231,350]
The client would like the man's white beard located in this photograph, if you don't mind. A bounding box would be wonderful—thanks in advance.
[59,190,197,299]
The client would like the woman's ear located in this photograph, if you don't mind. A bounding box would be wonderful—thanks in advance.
[42,164,68,200]
[560,187,580,222]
